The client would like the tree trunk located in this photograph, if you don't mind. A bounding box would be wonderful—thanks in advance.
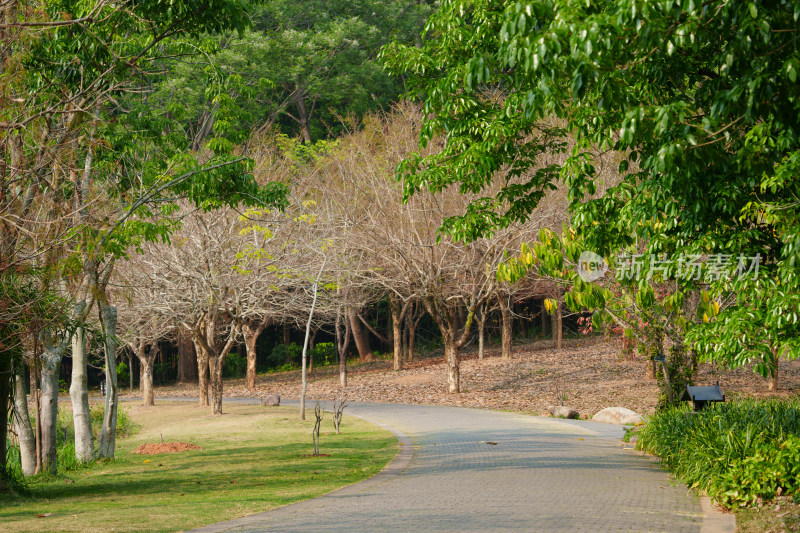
[335,308,351,388]
[176,332,198,384]
[389,295,404,371]
[477,319,486,360]
[498,295,513,359]
[194,339,210,406]
[554,300,563,349]
[70,323,93,463]
[768,346,779,391]
[283,324,292,345]
[128,353,134,392]
[444,338,460,394]
[30,361,42,474]
[296,96,313,144]
[243,321,266,392]
[13,365,36,477]
[349,311,373,362]
[407,323,416,361]
[210,358,224,416]
[39,351,61,474]
[142,357,155,406]
[97,303,119,459]
[0,352,12,479]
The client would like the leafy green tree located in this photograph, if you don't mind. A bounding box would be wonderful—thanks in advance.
[1,0,288,479]
[151,0,433,145]
[383,0,800,380]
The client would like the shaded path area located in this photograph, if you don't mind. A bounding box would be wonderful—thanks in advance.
[192,400,706,532]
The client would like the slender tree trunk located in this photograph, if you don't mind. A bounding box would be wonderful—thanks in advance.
[0,352,12,479]
[97,303,119,459]
[13,365,36,477]
[296,97,313,143]
[300,258,326,420]
[389,295,405,371]
[31,361,42,474]
[349,311,373,362]
[243,322,266,392]
[477,319,486,360]
[768,346,779,391]
[194,340,210,406]
[128,353,134,392]
[70,322,93,463]
[407,320,417,362]
[554,300,563,349]
[335,308,351,388]
[210,358,224,416]
[498,295,513,359]
[39,350,61,474]
[283,324,291,345]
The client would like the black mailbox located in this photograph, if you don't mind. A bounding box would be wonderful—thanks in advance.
[681,383,725,411]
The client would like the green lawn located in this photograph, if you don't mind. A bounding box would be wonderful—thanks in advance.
[0,402,397,532]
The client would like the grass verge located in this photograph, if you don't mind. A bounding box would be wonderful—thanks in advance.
[0,402,397,532]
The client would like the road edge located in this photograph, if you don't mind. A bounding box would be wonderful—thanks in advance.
[187,413,413,533]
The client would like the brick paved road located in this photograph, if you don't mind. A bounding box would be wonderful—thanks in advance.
[195,401,703,532]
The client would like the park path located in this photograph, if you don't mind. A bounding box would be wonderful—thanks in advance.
[191,400,709,532]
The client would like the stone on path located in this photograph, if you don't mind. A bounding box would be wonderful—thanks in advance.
[548,405,579,419]
[592,406,642,425]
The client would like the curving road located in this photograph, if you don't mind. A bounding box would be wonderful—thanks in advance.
[190,400,715,533]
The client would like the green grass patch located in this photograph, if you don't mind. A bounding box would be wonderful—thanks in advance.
[0,402,397,532]
[636,398,800,509]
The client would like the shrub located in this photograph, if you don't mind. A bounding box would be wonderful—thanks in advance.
[636,399,800,508]
[310,342,336,366]
[117,361,130,385]
[267,342,302,367]
[223,353,246,378]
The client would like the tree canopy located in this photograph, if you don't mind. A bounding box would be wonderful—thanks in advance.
[382,0,800,372]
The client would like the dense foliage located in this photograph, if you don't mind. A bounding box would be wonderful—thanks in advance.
[383,0,800,377]
[636,400,800,508]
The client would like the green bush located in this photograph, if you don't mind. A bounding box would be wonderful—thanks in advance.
[223,353,246,378]
[636,399,800,508]
[117,361,130,385]
[268,342,302,367]
[310,342,336,366]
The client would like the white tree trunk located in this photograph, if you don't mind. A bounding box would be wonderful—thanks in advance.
[70,321,94,463]
[300,258,326,420]
[12,367,36,477]
[97,303,119,459]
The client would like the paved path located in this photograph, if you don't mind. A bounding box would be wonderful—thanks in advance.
[189,400,714,532]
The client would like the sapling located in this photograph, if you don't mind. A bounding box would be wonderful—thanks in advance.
[332,395,348,435]
[312,403,323,456]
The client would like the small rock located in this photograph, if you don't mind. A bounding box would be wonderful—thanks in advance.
[548,405,580,419]
[592,407,643,425]
[265,394,281,406]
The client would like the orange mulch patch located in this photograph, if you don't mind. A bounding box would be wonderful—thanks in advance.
[131,442,202,455]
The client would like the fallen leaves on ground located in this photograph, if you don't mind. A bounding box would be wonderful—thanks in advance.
[129,337,800,418]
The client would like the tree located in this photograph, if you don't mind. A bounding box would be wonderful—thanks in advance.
[383,0,800,378]
[2,0,288,478]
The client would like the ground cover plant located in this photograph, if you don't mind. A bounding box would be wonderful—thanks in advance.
[636,399,800,509]
[0,402,396,532]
